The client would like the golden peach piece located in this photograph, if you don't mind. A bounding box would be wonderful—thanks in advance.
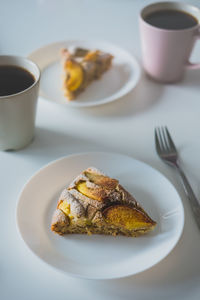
[103,205,156,231]
[84,171,118,190]
[58,200,70,215]
[65,59,83,91]
[76,181,106,202]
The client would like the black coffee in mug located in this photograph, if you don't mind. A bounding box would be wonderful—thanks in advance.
[0,65,35,97]
[145,9,198,30]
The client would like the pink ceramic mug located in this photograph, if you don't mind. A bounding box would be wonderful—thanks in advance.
[139,2,200,83]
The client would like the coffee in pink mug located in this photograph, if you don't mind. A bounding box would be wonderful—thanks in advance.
[140,2,200,83]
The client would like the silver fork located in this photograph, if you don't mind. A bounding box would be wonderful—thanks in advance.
[155,126,200,230]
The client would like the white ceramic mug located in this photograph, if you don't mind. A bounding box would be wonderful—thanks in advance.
[0,56,40,151]
[139,2,200,82]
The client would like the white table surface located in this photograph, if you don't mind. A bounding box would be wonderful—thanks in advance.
[1,0,200,299]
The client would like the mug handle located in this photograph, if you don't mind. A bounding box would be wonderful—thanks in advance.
[186,29,200,70]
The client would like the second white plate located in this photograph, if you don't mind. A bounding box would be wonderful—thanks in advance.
[28,40,141,107]
[17,152,184,279]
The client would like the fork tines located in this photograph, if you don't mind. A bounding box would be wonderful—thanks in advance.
[155,126,177,154]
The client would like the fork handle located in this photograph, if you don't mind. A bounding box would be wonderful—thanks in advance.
[177,166,200,230]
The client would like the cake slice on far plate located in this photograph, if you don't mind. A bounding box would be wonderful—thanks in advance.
[51,167,156,237]
[61,48,113,100]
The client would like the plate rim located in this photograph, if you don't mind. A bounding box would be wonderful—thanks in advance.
[16,151,185,279]
[28,39,141,108]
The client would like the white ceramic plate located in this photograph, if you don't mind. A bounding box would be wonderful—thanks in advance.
[28,40,141,107]
[17,152,184,279]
